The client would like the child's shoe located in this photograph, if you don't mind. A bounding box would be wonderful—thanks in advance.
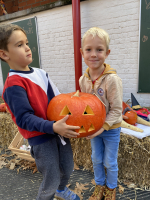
[89,185,105,200]
[54,186,80,200]
[103,187,116,200]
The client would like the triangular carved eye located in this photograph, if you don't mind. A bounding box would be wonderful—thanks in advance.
[60,106,72,116]
[79,126,86,133]
[83,105,94,115]
[88,124,95,132]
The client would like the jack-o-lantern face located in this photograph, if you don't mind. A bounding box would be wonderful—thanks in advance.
[47,91,106,138]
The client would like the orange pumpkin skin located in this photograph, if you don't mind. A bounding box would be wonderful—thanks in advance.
[124,110,137,125]
[122,101,137,125]
[47,92,106,138]
[0,103,7,112]
[122,102,132,112]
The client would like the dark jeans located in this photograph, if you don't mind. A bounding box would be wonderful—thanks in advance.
[30,136,74,200]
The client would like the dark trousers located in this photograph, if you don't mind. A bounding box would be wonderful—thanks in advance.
[30,136,74,200]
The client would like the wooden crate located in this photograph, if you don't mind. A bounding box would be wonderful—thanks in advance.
[8,132,35,162]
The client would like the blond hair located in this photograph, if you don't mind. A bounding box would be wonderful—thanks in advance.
[82,27,110,50]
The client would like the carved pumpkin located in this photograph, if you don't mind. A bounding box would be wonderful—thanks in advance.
[122,101,137,125]
[122,101,132,112]
[124,110,137,125]
[0,103,7,112]
[47,91,106,138]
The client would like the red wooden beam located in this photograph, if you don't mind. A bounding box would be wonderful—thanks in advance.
[72,0,82,91]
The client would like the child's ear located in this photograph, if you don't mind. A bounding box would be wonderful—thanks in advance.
[80,48,84,57]
[0,49,9,61]
[106,49,110,58]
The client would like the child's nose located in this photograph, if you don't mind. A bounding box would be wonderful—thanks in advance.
[25,45,30,51]
[91,50,97,57]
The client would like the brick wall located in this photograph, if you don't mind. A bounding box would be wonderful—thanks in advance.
[0,0,59,15]
[0,0,19,15]
[18,0,57,11]
[0,0,150,106]
[0,0,14,15]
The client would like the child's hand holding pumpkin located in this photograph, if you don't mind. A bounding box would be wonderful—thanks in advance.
[86,127,104,139]
[53,115,80,138]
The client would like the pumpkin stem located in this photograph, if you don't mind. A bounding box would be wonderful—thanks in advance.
[73,90,80,97]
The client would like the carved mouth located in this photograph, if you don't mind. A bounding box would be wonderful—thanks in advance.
[79,124,95,133]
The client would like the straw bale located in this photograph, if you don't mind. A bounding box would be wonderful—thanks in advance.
[0,112,18,148]
[70,138,93,171]
[0,96,4,104]
[118,133,150,189]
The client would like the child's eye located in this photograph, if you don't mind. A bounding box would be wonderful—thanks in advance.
[26,42,29,46]
[86,49,91,51]
[98,49,103,51]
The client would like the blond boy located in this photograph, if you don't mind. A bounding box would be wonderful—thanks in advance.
[79,27,123,200]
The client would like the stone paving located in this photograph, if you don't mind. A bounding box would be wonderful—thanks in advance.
[1,164,150,200]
